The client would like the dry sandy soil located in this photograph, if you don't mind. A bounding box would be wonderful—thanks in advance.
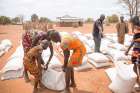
[0,23,132,93]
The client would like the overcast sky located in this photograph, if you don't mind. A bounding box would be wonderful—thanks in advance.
[0,0,126,20]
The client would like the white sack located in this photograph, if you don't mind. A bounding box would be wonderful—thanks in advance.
[0,50,5,57]
[89,59,111,68]
[0,45,24,80]
[74,56,93,71]
[42,65,65,91]
[105,68,117,82]
[0,56,24,80]
[1,39,12,52]
[0,44,6,52]
[109,63,137,93]
[108,43,126,51]
[88,53,109,63]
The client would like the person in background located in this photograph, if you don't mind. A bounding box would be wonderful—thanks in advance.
[125,16,140,86]
[50,31,86,93]
[23,40,50,93]
[22,30,54,82]
[116,16,129,44]
[92,14,105,52]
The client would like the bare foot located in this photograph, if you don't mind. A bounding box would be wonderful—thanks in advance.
[33,88,38,93]
[24,77,30,83]
[61,88,71,93]
[39,83,46,89]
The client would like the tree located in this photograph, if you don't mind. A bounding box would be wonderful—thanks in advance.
[12,17,20,24]
[31,14,39,22]
[39,17,52,23]
[118,0,140,19]
[0,16,11,25]
[107,14,119,23]
[85,18,94,23]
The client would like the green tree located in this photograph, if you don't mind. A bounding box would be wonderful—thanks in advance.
[31,14,39,22]
[107,14,119,23]
[0,16,11,25]
[85,18,94,23]
[40,17,52,23]
[12,17,20,24]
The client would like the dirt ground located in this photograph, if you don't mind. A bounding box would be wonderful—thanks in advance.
[0,23,131,93]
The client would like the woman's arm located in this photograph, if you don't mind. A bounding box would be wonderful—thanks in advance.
[46,42,53,65]
[63,49,70,69]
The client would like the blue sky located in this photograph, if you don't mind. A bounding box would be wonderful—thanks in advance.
[0,0,126,20]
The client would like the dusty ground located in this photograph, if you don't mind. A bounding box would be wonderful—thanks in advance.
[0,23,131,93]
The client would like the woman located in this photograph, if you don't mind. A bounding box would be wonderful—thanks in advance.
[125,16,140,85]
[22,30,54,82]
[50,31,86,93]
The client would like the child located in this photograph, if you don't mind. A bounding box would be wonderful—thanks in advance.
[23,40,50,93]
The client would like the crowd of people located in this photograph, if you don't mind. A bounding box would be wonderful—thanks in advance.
[22,15,140,93]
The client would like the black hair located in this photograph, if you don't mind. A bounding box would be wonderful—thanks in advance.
[46,29,55,41]
[131,16,140,26]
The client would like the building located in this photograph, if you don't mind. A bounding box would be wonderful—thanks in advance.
[57,15,83,27]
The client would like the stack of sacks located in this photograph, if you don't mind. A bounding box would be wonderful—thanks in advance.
[100,38,113,53]
[108,43,127,51]
[0,39,12,56]
[0,45,24,80]
[105,33,117,43]
[106,62,137,93]
[88,53,111,68]
[105,49,131,62]
[42,65,65,91]
[74,56,93,71]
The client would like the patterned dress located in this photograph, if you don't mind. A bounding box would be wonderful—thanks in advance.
[22,30,37,53]
[60,34,86,67]
[23,45,43,78]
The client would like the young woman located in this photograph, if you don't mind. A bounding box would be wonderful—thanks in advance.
[125,16,140,85]
[50,31,86,93]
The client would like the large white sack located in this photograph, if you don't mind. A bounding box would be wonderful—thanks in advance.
[0,50,5,57]
[89,59,111,68]
[85,33,93,40]
[85,45,94,54]
[105,33,117,43]
[100,38,113,53]
[0,56,24,80]
[72,31,82,36]
[88,53,109,63]
[105,49,131,61]
[42,54,62,66]
[0,45,24,80]
[1,39,12,52]
[124,34,133,47]
[109,63,137,93]
[74,56,93,71]
[11,45,24,58]
[0,44,6,52]
[105,68,116,82]
[42,65,65,91]
[108,43,127,51]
